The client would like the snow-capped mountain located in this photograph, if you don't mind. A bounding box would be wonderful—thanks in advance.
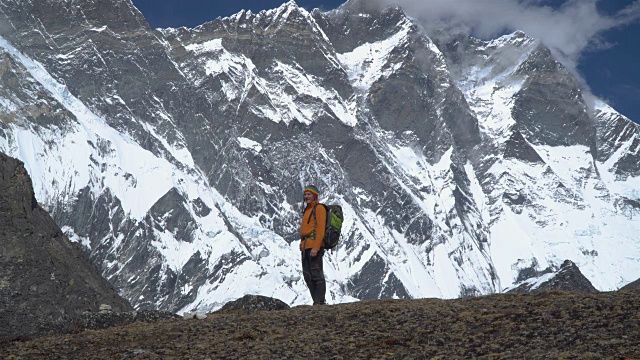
[0,0,637,312]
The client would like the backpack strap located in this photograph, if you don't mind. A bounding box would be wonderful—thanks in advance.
[306,204,318,238]
[307,204,318,224]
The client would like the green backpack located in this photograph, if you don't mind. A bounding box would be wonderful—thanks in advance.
[311,204,344,250]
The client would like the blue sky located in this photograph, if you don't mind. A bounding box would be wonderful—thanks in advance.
[131,0,639,124]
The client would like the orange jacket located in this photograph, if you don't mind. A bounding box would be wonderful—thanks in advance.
[299,200,326,251]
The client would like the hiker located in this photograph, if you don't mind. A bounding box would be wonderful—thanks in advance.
[300,184,327,305]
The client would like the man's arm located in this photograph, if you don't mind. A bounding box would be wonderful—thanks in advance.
[311,205,327,255]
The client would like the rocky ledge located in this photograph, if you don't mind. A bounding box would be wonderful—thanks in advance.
[1,290,639,359]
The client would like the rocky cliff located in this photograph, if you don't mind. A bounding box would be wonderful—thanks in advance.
[0,152,132,339]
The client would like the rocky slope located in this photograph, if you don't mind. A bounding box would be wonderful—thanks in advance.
[0,152,132,340]
[0,0,637,313]
[506,260,598,294]
[1,290,639,359]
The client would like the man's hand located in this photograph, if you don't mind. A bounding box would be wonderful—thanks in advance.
[310,248,318,257]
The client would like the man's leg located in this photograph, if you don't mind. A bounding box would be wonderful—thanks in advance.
[309,250,326,305]
[301,249,315,303]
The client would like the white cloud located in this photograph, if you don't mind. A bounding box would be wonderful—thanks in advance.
[367,0,640,73]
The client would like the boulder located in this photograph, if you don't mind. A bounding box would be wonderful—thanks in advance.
[216,295,290,314]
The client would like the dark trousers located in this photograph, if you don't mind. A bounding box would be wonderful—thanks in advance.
[301,249,326,305]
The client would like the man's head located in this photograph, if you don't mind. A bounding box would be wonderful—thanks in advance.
[303,184,319,204]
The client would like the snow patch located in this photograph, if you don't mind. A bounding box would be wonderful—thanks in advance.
[337,19,412,92]
[237,137,262,152]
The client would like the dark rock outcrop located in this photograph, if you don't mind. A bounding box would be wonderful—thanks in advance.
[215,295,290,314]
[619,278,640,291]
[0,153,133,340]
[507,260,598,294]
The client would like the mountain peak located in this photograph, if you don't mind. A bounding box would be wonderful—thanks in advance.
[268,0,310,19]
[215,0,312,27]
[483,30,538,50]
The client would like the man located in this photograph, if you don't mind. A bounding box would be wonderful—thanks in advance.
[300,184,327,305]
